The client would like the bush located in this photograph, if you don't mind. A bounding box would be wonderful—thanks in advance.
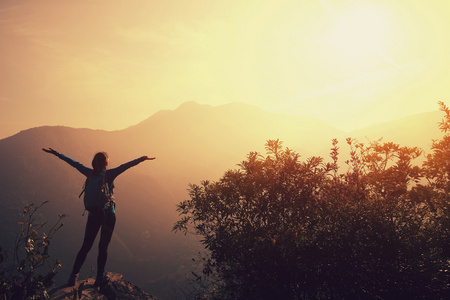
[174,107,450,299]
[0,201,65,300]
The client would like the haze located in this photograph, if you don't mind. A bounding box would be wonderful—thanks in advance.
[1,0,449,139]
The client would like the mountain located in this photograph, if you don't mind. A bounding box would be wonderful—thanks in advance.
[115,101,346,182]
[325,110,443,166]
[0,126,189,299]
[0,101,443,298]
[349,110,442,150]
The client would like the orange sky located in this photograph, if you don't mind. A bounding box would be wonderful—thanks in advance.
[1,0,449,139]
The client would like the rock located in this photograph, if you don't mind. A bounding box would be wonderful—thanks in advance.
[48,272,157,300]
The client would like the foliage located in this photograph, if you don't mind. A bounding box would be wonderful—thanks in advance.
[417,100,450,278]
[0,201,66,300]
[174,105,450,299]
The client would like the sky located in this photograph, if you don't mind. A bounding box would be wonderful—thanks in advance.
[0,0,449,139]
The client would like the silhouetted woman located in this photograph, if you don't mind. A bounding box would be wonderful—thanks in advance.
[42,148,155,286]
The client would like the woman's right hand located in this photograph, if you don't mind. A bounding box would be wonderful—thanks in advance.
[42,148,57,154]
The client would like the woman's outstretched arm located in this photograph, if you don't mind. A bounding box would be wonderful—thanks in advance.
[42,148,91,176]
[107,156,156,181]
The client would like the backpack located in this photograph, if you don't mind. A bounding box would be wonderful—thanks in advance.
[79,171,113,213]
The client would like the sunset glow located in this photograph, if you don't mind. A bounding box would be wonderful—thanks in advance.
[0,0,449,138]
[326,6,389,61]
[1,2,450,298]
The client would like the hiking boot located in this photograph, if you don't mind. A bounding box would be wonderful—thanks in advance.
[67,273,78,286]
[94,274,109,287]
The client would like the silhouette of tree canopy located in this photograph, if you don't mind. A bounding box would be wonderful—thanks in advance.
[174,104,450,300]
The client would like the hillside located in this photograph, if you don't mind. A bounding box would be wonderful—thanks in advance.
[114,101,345,183]
[349,110,442,151]
[0,101,442,298]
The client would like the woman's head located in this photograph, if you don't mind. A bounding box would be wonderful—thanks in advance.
[92,152,109,172]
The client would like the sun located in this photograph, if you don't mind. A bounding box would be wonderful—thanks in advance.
[326,6,389,60]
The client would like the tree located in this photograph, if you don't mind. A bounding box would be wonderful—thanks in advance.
[412,100,450,288]
[0,201,65,300]
[175,140,330,299]
[174,114,449,299]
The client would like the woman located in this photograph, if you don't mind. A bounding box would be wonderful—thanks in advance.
[42,148,155,286]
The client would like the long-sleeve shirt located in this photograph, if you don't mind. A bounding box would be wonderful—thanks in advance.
[53,151,147,214]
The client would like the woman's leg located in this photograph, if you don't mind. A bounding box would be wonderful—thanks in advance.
[71,215,104,275]
[96,213,116,281]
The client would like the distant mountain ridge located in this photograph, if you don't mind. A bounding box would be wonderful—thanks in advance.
[349,110,442,150]
[0,101,442,298]
[117,101,346,182]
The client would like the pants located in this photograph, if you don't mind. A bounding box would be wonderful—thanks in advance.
[71,213,116,278]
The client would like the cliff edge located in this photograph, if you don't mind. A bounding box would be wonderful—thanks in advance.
[48,272,157,300]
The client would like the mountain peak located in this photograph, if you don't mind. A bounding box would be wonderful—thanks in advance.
[175,101,219,113]
[175,101,262,113]
[176,100,202,109]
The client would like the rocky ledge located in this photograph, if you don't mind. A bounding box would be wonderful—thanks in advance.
[48,272,157,300]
